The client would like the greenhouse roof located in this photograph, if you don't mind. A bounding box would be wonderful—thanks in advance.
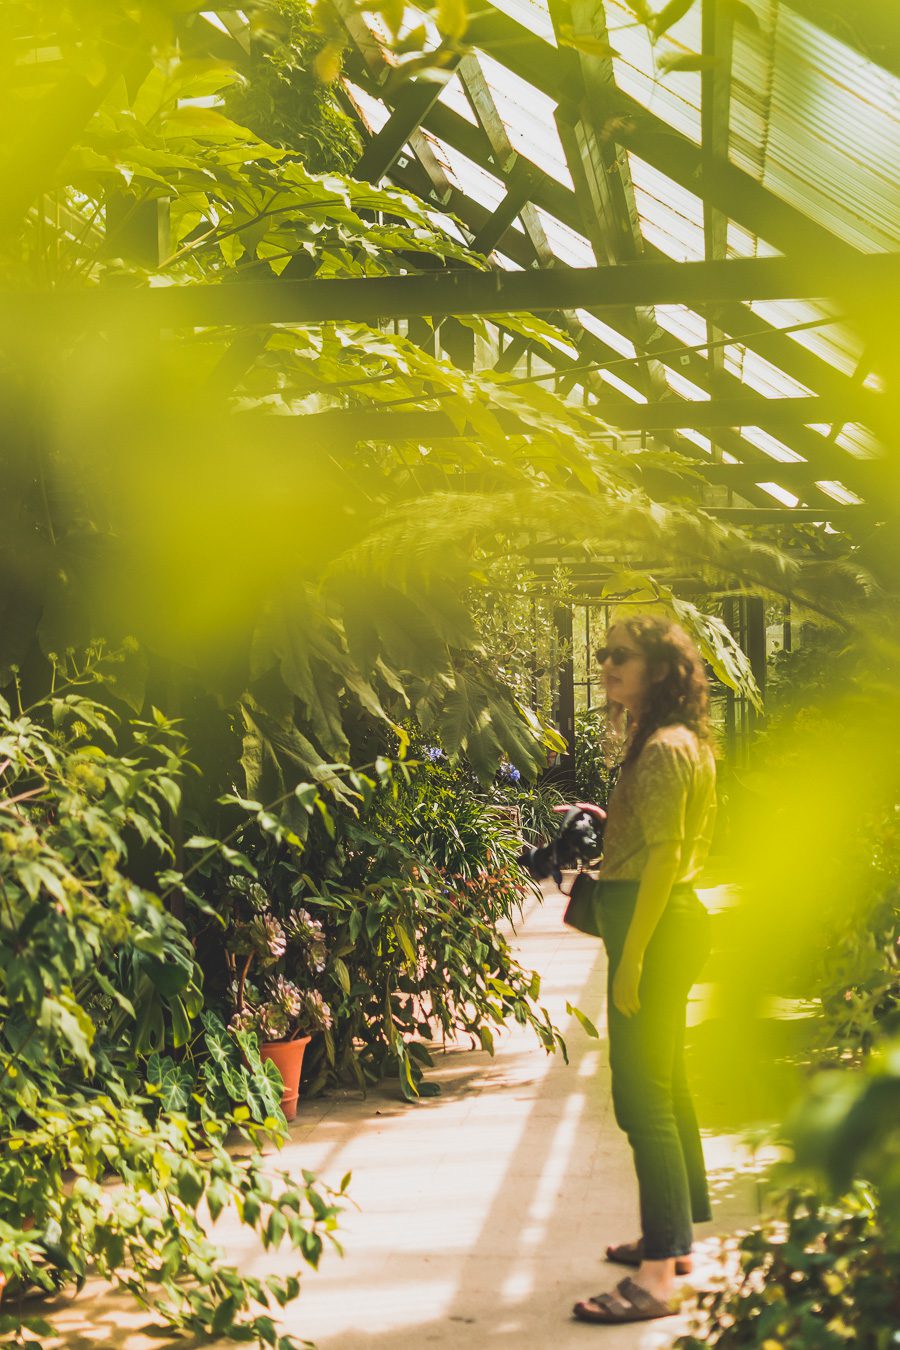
[24,1,892,532]
[321,0,899,525]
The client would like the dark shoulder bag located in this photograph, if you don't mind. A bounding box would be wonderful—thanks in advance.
[563,871,604,938]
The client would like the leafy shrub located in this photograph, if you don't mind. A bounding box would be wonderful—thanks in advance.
[675,1187,900,1349]
[0,674,343,1347]
[224,0,362,171]
[184,755,565,1102]
[495,782,568,847]
[750,630,900,1064]
[308,757,566,1095]
[680,1031,900,1348]
[145,1011,287,1125]
[574,706,620,810]
[813,881,900,1064]
[386,751,524,885]
[782,1033,900,1222]
[764,625,853,732]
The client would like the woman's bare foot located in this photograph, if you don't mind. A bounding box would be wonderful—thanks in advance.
[634,1256,677,1304]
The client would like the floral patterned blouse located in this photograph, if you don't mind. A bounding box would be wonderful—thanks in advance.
[599,724,717,884]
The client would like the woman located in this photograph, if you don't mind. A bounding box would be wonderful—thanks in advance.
[573,614,717,1326]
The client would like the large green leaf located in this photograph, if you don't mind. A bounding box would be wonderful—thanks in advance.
[146,1053,194,1114]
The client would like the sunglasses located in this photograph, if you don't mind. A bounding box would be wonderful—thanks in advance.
[595,645,640,667]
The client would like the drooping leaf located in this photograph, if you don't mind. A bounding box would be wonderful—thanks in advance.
[657,49,721,73]
[650,0,699,40]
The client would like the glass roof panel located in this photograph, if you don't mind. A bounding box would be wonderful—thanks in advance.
[575,310,637,359]
[724,345,814,397]
[359,8,396,53]
[604,0,702,144]
[628,155,705,260]
[726,222,781,259]
[532,207,595,264]
[491,0,556,46]
[677,429,713,454]
[599,369,648,402]
[741,426,805,463]
[748,299,863,377]
[474,52,574,188]
[343,78,391,134]
[346,1,892,511]
[815,480,863,505]
[417,131,513,214]
[758,482,801,507]
[835,423,881,460]
[730,3,900,252]
[436,72,478,125]
[665,369,709,401]
[655,304,708,350]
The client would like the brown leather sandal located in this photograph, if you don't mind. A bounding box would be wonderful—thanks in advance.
[573,1277,676,1324]
[605,1239,693,1276]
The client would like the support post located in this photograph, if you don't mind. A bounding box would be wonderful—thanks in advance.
[554,604,576,772]
[723,596,737,761]
[105,196,169,268]
[746,596,767,730]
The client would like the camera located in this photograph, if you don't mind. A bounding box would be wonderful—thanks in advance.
[518,803,606,886]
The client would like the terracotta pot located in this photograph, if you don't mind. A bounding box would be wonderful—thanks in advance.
[259,1035,312,1121]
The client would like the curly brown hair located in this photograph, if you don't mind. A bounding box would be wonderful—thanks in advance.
[606,613,711,767]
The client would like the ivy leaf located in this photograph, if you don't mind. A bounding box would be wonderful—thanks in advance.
[622,0,653,23]
[657,49,721,72]
[566,1001,600,1039]
[723,0,760,29]
[39,995,95,1069]
[435,0,468,39]
[649,0,698,40]
[556,24,617,58]
[393,920,418,967]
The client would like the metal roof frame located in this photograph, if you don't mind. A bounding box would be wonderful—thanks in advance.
[327,0,899,524]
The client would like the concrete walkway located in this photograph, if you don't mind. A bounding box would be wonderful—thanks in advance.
[46,880,762,1349]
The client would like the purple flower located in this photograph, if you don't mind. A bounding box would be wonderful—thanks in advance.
[498,761,521,785]
[422,745,444,762]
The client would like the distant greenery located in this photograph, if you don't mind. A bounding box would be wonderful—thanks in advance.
[468,556,573,724]
[574,707,619,811]
[180,748,565,1103]
[225,0,362,172]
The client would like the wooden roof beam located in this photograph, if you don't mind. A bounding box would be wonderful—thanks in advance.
[457,54,557,267]
[260,395,882,438]
[21,256,897,323]
[547,0,667,402]
[354,66,461,183]
[411,98,875,415]
[701,0,734,468]
[464,6,863,267]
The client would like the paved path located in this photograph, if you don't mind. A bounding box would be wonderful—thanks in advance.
[46,880,761,1349]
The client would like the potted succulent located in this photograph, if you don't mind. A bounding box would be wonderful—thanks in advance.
[225,878,332,1120]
